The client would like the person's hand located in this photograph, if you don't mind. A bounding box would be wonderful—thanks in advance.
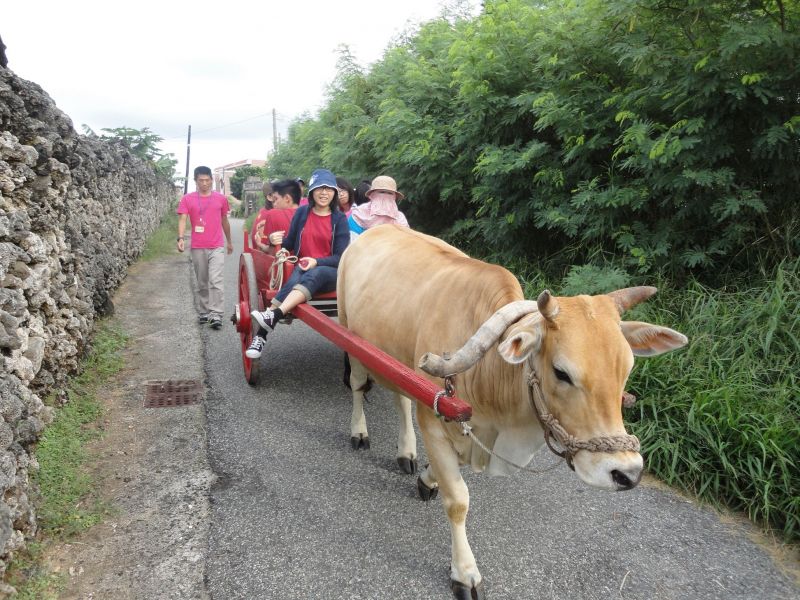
[177,237,185,253]
[298,257,317,271]
[268,230,285,246]
[226,240,234,255]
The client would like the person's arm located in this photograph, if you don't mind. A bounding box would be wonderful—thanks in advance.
[177,214,187,253]
[221,214,233,255]
[281,207,305,254]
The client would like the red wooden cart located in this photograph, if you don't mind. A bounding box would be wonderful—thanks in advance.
[230,232,472,422]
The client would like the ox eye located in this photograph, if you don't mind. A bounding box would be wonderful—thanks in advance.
[553,367,573,385]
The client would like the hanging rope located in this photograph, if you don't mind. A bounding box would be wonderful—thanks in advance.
[268,249,298,291]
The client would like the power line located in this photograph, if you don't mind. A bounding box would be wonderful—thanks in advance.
[162,111,293,141]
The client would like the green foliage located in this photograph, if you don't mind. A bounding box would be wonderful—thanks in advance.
[100,126,178,179]
[33,323,127,538]
[560,264,631,296]
[265,0,799,280]
[229,165,265,199]
[5,542,63,600]
[140,207,180,261]
[626,259,800,542]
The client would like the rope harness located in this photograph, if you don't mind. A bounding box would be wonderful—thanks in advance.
[268,249,298,291]
[525,366,640,471]
[433,364,640,473]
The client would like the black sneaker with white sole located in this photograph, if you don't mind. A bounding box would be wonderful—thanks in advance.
[246,335,266,359]
[198,314,209,324]
[251,307,281,330]
[209,316,222,329]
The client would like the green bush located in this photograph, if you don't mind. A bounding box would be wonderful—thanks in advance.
[625,259,799,542]
[266,0,799,278]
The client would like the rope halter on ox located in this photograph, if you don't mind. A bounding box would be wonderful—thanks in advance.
[525,366,639,471]
[419,291,641,472]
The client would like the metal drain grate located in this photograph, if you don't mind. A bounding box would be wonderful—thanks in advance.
[143,379,203,408]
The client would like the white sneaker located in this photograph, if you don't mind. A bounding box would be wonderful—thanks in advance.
[245,335,266,359]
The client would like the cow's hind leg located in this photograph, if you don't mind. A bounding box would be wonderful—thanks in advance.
[394,393,417,474]
[349,357,370,450]
[418,411,485,600]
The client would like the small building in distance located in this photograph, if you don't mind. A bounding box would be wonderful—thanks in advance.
[213,159,266,196]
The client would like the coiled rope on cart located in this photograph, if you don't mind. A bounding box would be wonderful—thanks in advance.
[268,249,298,291]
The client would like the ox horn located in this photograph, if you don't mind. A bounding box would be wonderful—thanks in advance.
[537,289,559,321]
[418,300,539,377]
[607,286,658,313]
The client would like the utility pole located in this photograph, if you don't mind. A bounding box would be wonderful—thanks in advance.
[272,108,278,152]
[183,125,192,195]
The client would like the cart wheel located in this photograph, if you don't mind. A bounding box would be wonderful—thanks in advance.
[238,253,261,385]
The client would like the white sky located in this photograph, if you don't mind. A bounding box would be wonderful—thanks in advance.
[4,0,478,181]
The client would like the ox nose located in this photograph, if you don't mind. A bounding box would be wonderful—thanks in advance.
[611,468,641,491]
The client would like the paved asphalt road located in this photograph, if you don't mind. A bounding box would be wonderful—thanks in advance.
[201,219,797,600]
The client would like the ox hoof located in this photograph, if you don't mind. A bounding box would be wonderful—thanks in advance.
[417,476,438,501]
[450,578,486,600]
[350,435,370,450]
[397,456,417,475]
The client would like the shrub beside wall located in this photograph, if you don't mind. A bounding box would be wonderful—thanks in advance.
[0,66,174,577]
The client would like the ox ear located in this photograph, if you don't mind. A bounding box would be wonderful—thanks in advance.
[621,321,688,357]
[497,314,544,364]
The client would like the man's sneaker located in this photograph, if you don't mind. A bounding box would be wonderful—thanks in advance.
[245,335,266,359]
[251,307,280,330]
[209,316,222,329]
[198,314,209,324]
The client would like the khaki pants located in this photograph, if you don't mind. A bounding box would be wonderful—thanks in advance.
[190,247,225,318]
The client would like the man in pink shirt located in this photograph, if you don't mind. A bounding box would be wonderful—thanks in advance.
[177,166,233,329]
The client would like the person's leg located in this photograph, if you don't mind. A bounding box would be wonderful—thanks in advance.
[206,247,225,328]
[249,267,303,349]
[190,249,210,319]
[254,266,337,329]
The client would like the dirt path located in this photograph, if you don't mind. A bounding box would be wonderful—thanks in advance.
[44,253,213,599]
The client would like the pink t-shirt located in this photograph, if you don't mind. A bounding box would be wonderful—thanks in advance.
[177,191,230,249]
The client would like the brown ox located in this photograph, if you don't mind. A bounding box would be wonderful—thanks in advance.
[337,225,687,599]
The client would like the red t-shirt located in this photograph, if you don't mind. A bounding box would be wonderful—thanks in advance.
[298,211,332,259]
[251,208,296,248]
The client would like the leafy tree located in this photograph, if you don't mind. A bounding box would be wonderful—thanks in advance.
[265,0,799,280]
[100,126,178,180]
[229,165,264,199]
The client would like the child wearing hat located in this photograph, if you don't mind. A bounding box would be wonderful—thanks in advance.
[247,168,350,358]
[348,175,409,241]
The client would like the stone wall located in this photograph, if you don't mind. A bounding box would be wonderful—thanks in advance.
[0,66,174,577]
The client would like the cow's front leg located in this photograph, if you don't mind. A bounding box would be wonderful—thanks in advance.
[417,463,439,500]
[349,358,370,450]
[419,411,486,600]
[394,393,417,474]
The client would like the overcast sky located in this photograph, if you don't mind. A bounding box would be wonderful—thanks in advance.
[4,0,479,182]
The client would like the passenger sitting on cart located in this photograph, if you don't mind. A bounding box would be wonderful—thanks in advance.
[247,168,350,359]
[347,175,409,241]
[250,179,301,254]
[340,175,411,387]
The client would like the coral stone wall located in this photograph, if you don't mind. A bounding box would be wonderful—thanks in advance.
[0,66,174,575]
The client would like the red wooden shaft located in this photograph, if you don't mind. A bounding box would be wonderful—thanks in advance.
[293,303,473,422]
